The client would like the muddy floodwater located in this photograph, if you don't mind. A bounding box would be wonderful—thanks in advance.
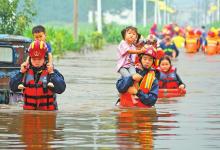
[0,45,220,149]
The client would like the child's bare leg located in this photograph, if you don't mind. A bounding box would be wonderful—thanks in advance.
[131,94,138,104]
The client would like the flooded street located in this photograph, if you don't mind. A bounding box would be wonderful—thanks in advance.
[1,45,220,149]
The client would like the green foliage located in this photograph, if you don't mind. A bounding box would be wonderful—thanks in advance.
[102,23,152,44]
[23,26,87,55]
[209,21,220,28]
[137,25,151,37]
[43,27,77,55]
[0,0,36,34]
[103,23,123,44]
[69,34,86,52]
[22,23,153,56]
[89,32,105,49]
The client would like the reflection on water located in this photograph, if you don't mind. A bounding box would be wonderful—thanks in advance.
[116,108,157,149]
[1,46,220,149]
[20,112,57,150]
[0,111,57,150]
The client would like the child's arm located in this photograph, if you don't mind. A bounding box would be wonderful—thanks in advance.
[128,49,145,54]
[135,79,159,106]
[172,43,179,57]
[176,73,185,89]
[25,56,30,65]
[48,53,53,64]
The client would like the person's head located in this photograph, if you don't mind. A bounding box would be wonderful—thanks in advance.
[159,55,172,72]
[207,31,216,38]
[139,46,156,69]
[28,40,47,68]
[188,29,195,37]
[164,34,171,43]
[146,34,157,48]
[195,29,202,37]
[32,25,46,42]
[121,26,138,44]
[163,30,171,42]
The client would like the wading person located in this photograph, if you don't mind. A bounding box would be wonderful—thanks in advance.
[116,47,159,108]
[10,40,66,110]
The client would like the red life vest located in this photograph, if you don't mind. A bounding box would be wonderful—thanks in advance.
[158,66,179,89]
[120,70,155,108]
[23,69,56,111]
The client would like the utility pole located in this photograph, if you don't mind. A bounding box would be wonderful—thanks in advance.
[143,0,147,27]
[97,0,102,33]
[132,0,137,26]
[73,0,78,40]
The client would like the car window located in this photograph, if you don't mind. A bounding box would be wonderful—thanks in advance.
[0,47,13,63]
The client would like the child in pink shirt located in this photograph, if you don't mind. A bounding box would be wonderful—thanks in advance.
[117,26,145,104]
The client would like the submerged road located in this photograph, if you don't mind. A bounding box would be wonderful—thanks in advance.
[0,45,220,149]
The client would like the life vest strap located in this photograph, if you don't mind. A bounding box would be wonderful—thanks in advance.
[160,79,176,83]
[24,84,43,88]
[25,102,55,107]
[24,94,54,99]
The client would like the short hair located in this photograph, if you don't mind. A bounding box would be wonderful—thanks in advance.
[32,25,46,34]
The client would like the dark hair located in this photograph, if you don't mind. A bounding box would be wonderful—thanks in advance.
[32,25,46,34]
[121,26,138,40]
[159,55,172,66]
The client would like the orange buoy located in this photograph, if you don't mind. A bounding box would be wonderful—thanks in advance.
[158,88,186,98]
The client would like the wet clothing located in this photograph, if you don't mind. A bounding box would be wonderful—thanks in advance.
[156,67,185,89]
[116,67,159,107]
[10,67,66,110]
[119,66,136,77]
[159,42,179,57]
[22,69,56,110]
[46,42,52,53]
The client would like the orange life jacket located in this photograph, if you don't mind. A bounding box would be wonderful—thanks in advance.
[185,37,198,53]
[23,69,56,110]
[120,70,155,108]
[205,38,218,55]
[158,66,179,89]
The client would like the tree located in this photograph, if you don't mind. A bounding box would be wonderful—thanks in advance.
[0,0,36,35]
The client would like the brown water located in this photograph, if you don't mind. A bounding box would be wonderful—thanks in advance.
[0,45,220,149]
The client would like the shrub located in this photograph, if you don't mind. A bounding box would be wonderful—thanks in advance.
[89,31,105,49]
